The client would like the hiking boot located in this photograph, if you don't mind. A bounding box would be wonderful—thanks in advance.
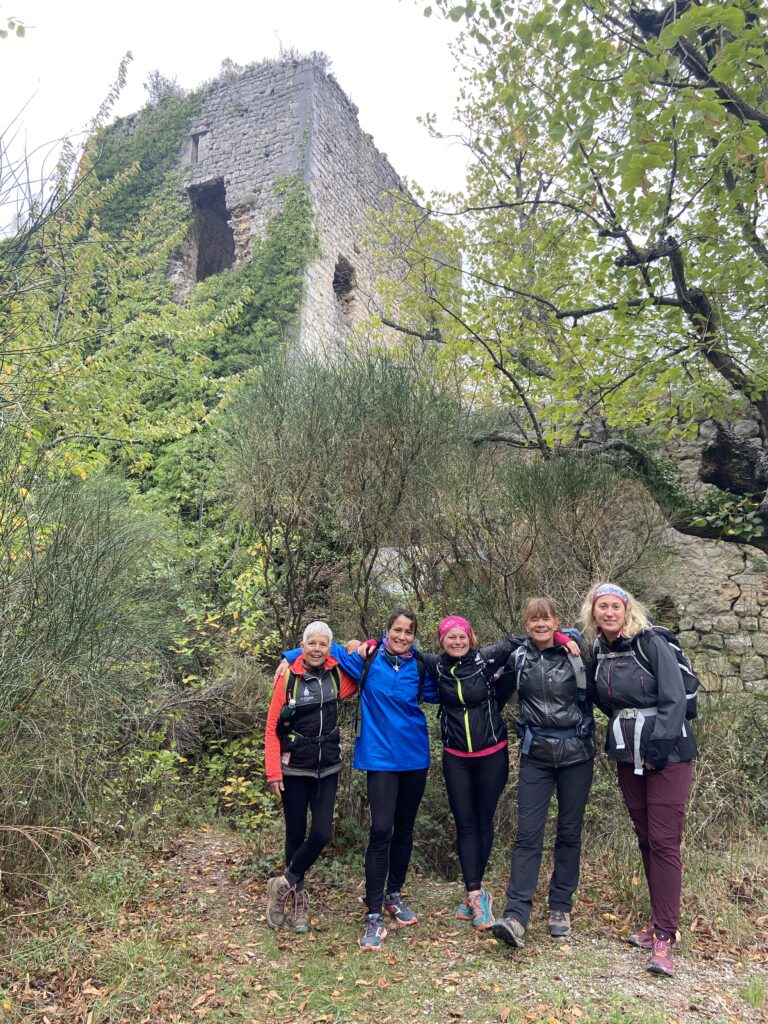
[548,910,571,938]
[469,889,494,930]
[265,874,293,930]
[456,893,473,921]
[628,922,654,949]
[360,912,388,950]
[647,932,675,977]
[384,891,418,926]
[293,888,310,934]
[491,915,526,949]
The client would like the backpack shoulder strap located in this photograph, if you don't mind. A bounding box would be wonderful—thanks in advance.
[283,667,297,704]
[354,648,378,738]
[632,628,656,673]
[416,657,426,702]
[513,643,527,679]
[358,650,376,693]
[566,651,587,692]
[329,665,342,701]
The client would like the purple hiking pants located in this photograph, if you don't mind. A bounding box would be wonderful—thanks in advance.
[617,759,693,937]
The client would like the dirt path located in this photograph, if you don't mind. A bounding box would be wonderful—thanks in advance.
[3,826,767,1023]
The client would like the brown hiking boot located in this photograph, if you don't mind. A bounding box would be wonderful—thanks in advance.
[548,910,571,938]
[265,874,293,929]
[293,888,310,934]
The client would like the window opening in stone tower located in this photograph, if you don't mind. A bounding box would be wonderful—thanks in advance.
[190,131,207,165]
[333,256,356,315]
[189,180,235,282]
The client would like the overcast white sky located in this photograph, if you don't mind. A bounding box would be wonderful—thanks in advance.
[0,0,469,197]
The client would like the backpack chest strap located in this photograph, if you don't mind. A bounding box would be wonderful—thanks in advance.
[611,707,659,775]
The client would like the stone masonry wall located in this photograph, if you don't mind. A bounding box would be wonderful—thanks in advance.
[188,61,310,242]
[648,413,768,694]
[299,64,404,352]
[646,529,768,694]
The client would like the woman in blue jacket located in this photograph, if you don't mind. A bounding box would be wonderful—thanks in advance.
[284,607,438,951]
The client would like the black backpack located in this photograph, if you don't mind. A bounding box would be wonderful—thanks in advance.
[593,625,701,720]
[636,625,701,720]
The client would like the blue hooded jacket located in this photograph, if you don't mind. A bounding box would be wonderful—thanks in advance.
[284,641,439,771]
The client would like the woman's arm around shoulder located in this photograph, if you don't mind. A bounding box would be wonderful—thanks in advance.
[413,648,440,679]
[479,637,522,709]
[420,664,441,704]
[283,641,366,681]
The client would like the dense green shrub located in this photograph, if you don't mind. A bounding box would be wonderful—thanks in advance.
[0,471,187,887]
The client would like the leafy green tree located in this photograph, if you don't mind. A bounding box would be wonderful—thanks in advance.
[219,345,468,644]
[409,0,768,548]
[92,86,204,239]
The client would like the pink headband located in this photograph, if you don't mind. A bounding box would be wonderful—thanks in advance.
[592,583,629,608]
[438,615,472,645]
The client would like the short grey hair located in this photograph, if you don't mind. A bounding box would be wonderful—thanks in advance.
[302,621,333,643]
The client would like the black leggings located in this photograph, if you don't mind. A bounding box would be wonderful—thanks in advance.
[365,768,428,915]
[443,746,509,891]
[281,773,339,888]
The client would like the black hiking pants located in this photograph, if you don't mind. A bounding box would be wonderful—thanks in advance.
[443,745,509,891]
[503,756,593,926]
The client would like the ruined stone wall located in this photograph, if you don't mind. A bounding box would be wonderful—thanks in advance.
[299,65,404,352]
[646,530,768,694]
[188,61,312,248]
[648,413,768,693]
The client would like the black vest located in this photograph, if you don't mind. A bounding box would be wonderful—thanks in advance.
[278,666,342,776]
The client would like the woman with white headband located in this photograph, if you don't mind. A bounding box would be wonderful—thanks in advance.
[580,583,697,979]
[264,621,358,935]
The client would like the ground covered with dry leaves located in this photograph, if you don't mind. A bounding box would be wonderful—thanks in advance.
[0,825,766,1024]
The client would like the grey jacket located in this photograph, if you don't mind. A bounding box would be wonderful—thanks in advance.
[589,629,698,769]
[514,640,595,768]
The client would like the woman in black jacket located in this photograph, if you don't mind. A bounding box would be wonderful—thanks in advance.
[418,614,579,931]
[492,597,594,950]
[581,582,696,979]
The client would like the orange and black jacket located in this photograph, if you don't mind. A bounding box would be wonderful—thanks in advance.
[264,653,357,784]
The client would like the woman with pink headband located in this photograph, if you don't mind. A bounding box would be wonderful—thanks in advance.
[581,582,697,978]
[416,613,579,930]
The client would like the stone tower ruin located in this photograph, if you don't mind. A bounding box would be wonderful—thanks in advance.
[181,57,405,351]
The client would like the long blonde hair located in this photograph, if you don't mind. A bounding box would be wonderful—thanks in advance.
[579,582,652,641]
